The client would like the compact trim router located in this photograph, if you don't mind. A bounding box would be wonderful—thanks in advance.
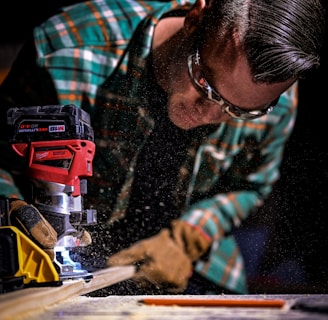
[0,104,97,293]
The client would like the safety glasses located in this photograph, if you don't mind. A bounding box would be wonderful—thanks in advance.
[187,49,278,120]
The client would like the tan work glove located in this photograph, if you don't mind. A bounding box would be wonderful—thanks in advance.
[9,199,58,259]
[106,220,210,293]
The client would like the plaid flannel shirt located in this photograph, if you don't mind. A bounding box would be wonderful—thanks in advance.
[0,0,298,293]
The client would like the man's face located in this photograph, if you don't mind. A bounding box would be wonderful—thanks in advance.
[166,44,295,130]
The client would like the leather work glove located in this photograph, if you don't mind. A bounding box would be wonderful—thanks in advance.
[9,199,58,259]
[106,220,211,293]
[9,199,93,254]
[74,228,92,247]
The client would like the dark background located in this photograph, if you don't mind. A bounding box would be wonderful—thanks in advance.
[0,1,327,293]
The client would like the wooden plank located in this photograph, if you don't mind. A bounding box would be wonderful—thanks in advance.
[18,295,316,320]
[0,266,135,320]
[79,266,134,295]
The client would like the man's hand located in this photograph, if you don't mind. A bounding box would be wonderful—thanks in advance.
[9,199,57,257]
[9,199,92,259]
[106,220,210,293]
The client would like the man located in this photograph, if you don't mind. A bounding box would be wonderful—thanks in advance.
[0,0,325,294]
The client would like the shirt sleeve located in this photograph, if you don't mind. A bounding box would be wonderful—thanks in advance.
[0,168,23,199]
[180,82,298,241]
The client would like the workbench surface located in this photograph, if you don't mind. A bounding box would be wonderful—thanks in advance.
[15,294,328,319]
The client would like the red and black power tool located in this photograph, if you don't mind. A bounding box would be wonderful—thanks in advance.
[0,104,97,291]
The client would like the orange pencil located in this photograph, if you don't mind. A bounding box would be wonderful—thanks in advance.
[140,298,285,308]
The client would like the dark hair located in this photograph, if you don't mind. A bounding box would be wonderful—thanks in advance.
[202,0,326,83]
